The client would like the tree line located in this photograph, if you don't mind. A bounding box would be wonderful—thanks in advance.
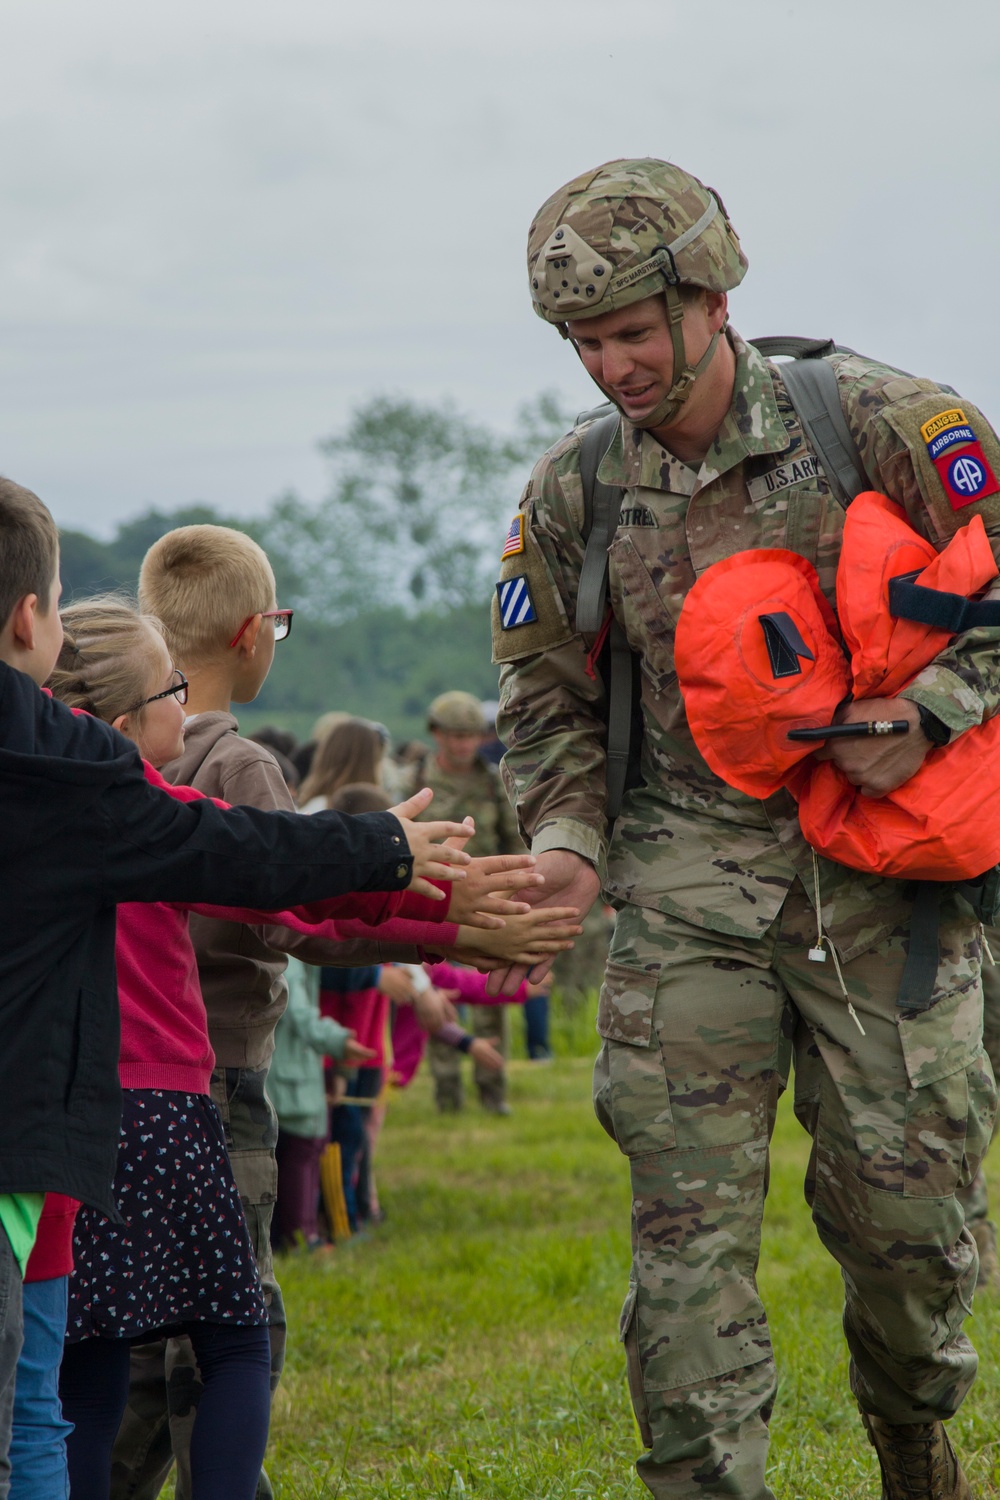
[58,391,574,738]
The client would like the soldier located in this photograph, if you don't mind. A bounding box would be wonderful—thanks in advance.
[491,159,999,1499]
[402,691,524,1112]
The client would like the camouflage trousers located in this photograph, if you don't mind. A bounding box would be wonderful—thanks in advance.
[109,1066,285,1500]
[429,1004,508,1111]
[594,884,996,1500]
[954,948,1000,1229]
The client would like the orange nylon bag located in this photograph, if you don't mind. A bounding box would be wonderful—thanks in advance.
[675,491,1000,879]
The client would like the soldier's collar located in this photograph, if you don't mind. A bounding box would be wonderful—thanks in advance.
[597,330,788,495]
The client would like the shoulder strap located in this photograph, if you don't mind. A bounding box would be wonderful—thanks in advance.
[574,406,635,821]
[577,408,623,633]
[749,336,870,509]
[777,359,870,509]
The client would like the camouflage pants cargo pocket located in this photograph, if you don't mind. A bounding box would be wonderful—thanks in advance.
[898,989,997,1200]
[594,961,673,1155]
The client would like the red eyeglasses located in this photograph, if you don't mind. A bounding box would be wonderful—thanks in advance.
[228,609,294,650]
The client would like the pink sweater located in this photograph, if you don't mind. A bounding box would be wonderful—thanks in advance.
[425,961,529,1005]
[115,764,457,1093]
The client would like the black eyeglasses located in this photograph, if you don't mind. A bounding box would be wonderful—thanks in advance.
[128,669,189,714]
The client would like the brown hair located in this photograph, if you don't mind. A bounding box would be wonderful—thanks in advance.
[298,719,384,808]
[0,477,59,631]
[48,596,166,729]
[328,782,392,815]
[138,524,275,667]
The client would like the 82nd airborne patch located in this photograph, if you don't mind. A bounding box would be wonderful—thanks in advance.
[496,575,537,629]
[919,407,1000,511]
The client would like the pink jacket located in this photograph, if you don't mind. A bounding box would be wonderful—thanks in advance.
[425,961,529,1006]
[115,765,457,1093]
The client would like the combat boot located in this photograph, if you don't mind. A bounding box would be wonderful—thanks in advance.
[862,1413,971,1499]
[970,1218,1000,1291]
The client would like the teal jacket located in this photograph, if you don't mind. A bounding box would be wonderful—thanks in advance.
[267,959,349,1137]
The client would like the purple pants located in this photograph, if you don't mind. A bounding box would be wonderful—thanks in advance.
[273,1133,325,1248]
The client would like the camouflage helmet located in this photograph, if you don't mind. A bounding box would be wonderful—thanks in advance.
[427,691,487,735]
[527,159,748,429]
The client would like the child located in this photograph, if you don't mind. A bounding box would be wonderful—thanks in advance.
[117,524,554,1500]
[46,598,477,1499]
[0,480,471,1491]
[269,959,372,1251]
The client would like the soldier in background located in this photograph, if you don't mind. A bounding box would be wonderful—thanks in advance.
[402,691,523,1112]
[490,158,999,1499]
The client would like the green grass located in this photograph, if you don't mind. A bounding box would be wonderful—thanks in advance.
[264,1035,1000,1499]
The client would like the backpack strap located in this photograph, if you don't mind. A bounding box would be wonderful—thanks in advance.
[776,358,870,509]
[575,407,636,821]
[577,409,623,632]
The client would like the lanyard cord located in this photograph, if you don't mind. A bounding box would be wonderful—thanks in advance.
[810,849,866,1036]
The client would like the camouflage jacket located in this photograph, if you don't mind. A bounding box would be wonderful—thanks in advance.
[493,332,1000,959]
[400,752,524,859]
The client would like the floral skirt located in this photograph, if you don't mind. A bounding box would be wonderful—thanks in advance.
[67,1089,267,1342]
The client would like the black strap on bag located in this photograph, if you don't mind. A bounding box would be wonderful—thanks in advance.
[577,407,643,823]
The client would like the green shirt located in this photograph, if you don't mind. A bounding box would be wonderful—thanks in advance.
[0,1192,45,1278]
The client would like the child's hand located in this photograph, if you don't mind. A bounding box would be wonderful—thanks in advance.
[343,1037,378,1065]
[450,906,581,968]
[469,1037,505,1073]
[376,966,417,1004]
[328,1074,348,1105]
[443,849,545,930]
[388,788,472,899]
[414,985,460,1033]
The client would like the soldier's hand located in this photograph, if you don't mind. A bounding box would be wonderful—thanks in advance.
[486,850,600,996]
[388,788,471,899]
[813,697,931,797]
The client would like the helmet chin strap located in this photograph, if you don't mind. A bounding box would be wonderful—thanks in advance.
[569,281,724,433]
[628,282,722,431]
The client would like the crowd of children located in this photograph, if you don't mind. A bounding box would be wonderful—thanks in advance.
[0,481,584,1500]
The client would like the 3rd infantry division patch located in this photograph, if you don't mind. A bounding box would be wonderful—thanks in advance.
[496,575,537,629]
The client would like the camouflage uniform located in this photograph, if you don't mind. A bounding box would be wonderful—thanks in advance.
[495,307,1000,1492]
[401,747,523,1110]
[955,938,1000,1284]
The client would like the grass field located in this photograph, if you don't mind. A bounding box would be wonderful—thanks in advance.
[264,1016,1000,1499]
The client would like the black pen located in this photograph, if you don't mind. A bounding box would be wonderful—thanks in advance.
[787,720,911,743]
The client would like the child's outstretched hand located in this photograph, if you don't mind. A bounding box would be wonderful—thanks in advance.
[343,1036,378,1065]
[388,788,471,899]
[414,986,461,1033]
[443,840,544,930]
[450,905,581,969]
[469,1037,504,1073]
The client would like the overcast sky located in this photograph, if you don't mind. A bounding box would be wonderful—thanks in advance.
[1,0,998,535]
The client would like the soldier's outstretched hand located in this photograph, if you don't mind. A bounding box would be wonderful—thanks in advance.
[388,787,472,899]
[486,849,600,995]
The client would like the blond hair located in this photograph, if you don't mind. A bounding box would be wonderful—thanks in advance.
[299,719,384,808]
[0,477,59,630]
[138,524,276,666]
[49,596,165,728]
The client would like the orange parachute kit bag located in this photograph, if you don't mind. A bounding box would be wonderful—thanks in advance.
[675,490,1000,880]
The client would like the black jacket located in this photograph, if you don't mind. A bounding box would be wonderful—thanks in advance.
[0,663,412,1214]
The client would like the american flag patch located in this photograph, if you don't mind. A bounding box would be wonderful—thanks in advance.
[501,515,525,559]
[496,575,537,629]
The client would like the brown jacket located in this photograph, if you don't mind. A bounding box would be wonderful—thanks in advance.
[161,712,420,1069]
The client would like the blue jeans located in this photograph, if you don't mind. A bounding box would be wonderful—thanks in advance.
[9,1278,70,1499]
[0,1226,24,1500]
[522,993,551,1059]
